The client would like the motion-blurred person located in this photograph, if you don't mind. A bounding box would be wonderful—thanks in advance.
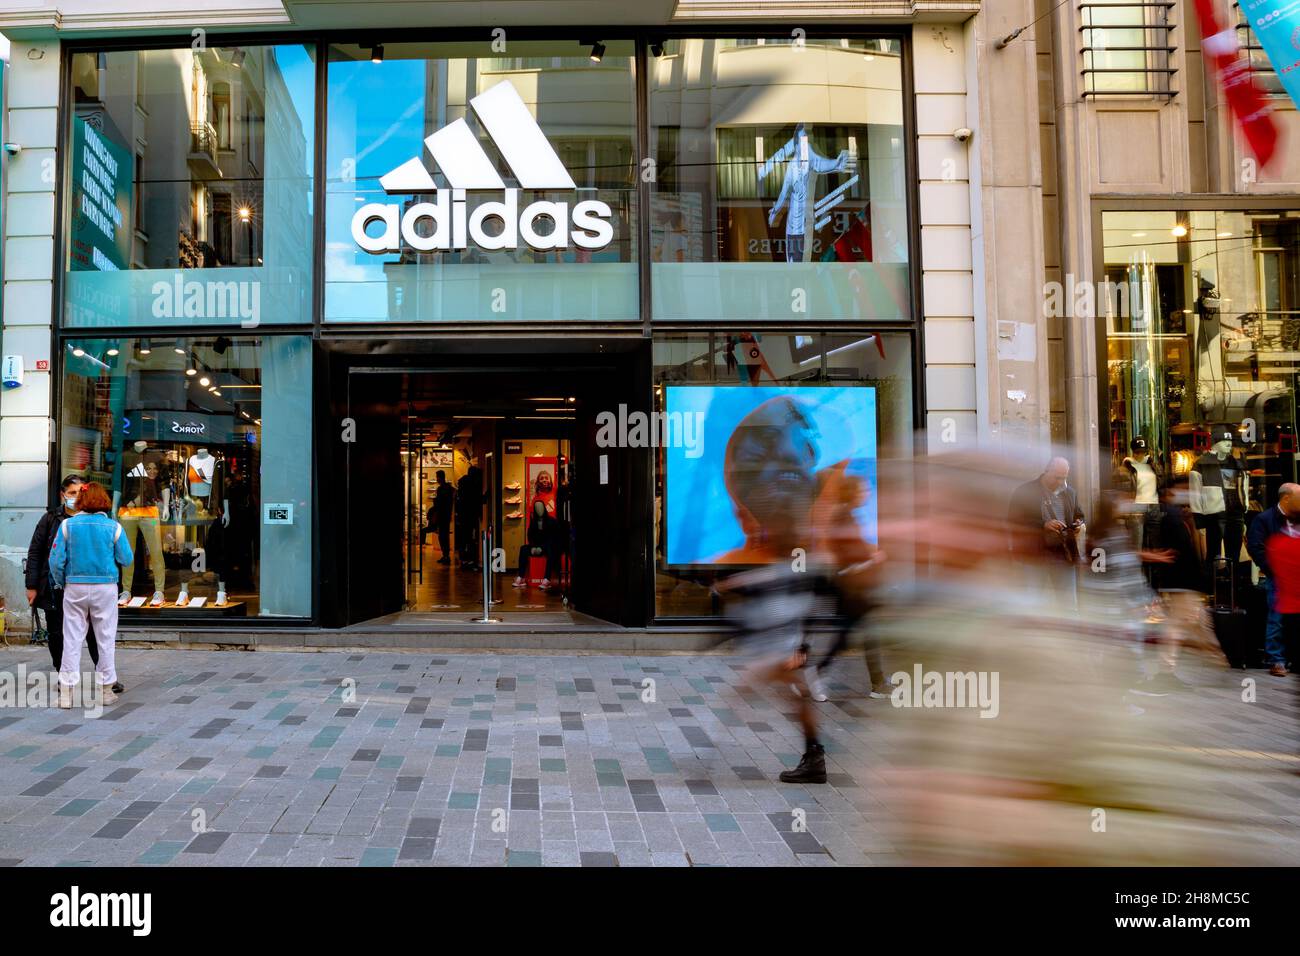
[718,560,826,784]
[806,462,890,702]
[714,395,829,784]
[48,482,132,708]
[1135,477,1216,695]
[1245,481,1299,677]
[1264,513,1300,678]
[1009,457,1084,605]
[873,449,1277,865]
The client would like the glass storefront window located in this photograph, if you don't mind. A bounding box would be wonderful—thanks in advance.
[58,335,313,618]
[1103,209,1300,542]
[649,37,909,322]
[64,44,316,328]
[652,330,913,617]
[325,41,638,323]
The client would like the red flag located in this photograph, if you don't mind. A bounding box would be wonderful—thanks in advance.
[1193,0,1278,167]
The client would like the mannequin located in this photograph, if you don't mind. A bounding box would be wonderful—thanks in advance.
[178,447,231,606]
[114,440,169,606]
[1190,426,1248,575]
[1121,436,1162,551]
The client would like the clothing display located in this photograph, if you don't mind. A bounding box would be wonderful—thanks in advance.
[1190,439,1247,570]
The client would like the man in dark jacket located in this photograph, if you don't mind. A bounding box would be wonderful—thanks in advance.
[25,476,106,683]
[1009,457,1085,604]
[1245,481,1300,676]
[431,470,455,564]
[455,464,484,570]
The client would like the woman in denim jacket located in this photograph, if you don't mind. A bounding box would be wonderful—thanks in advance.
[48,482,133,707]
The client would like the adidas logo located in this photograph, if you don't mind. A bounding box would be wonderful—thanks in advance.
[351,81,614,254]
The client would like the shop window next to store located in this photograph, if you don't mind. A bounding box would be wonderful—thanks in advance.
[1103,207,1300,587]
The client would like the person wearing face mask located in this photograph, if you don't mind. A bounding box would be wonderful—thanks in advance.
[1245,482,1300,677]
[512,499,559,590]
[23,476,123,692]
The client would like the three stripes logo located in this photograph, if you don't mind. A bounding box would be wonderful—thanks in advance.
[351,81,614,254]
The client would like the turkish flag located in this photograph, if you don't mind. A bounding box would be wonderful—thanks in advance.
[1193,0,1278,168]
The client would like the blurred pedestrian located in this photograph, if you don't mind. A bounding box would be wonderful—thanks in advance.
[1009,457,1085,605]
[718,560,826,783]
[48,482,132,708]
[1135,476,1217,694]
[806,463,890,702]
[1245,481,1299,677]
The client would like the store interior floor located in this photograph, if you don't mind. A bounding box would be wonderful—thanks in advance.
[405,538,569,614]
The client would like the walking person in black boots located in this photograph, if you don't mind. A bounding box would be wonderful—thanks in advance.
[24,476,124,694]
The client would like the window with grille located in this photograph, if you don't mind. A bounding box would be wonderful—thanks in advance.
[1080,0,1178,96]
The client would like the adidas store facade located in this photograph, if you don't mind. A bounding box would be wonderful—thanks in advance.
[0,18,996,640]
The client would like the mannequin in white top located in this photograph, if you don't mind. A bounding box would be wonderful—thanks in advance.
[178,447,231,607]
[1190,426,1248,574]
[114,439,170,606]
[1121,435,1163,552]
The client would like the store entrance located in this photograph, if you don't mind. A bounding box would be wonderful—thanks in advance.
[332,345,649,629]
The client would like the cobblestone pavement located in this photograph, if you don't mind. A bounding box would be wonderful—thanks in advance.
[0,645,1296,867]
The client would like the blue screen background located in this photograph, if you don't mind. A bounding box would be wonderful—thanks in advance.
[665,385,877,566]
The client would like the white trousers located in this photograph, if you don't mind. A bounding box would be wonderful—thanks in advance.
[59,583,118,687]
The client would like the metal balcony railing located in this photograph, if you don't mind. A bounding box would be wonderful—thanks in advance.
[1080,1,1178,97]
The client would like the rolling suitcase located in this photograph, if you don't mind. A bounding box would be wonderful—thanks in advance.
[1211,557,1249,669]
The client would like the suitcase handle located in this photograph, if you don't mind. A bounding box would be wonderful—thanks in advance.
[1212,555,1235,610]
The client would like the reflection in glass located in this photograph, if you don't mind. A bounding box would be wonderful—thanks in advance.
[324,41,638,323]
[59,335,313,618]
[652,331,913,617]
[64,45,317,327]
[649,37,909,322]
[1104,209,1300,514]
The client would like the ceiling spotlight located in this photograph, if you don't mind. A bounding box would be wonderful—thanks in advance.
[138,340,152,356]
[212,389,222,397]
[230,47,246,68]
[567,396,576,403]
[173,340,186,355]
[370,44,384,64]
[589,41,606,63]
[106,347,119,356]
[186,368,197,376]
[1171,223,1188,238]
[200,376,211,387]
[72,347,85,357]
[241,411,251,419]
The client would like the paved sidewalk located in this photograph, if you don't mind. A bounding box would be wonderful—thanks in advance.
[0,647,897,867]
[0,645,1296,866]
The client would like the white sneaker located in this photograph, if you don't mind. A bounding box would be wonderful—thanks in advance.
[97,683,117,706]
[150,591,164,606]
[512,577,526,589]
[57,686,74,709]
[809,674,829,702]
[175,590,189,606]
[869,687,891,699]
[118,589,131,604]
[540,578,551,590]
[215,590,227,606]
